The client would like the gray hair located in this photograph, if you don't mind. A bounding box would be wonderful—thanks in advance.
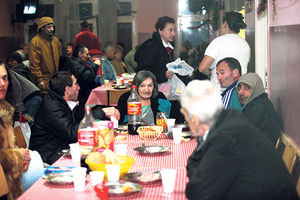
[180,80,223,125]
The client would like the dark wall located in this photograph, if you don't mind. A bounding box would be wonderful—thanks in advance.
[270,24,300,147]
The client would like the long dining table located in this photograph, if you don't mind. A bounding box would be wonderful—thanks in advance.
[17,134,197,200]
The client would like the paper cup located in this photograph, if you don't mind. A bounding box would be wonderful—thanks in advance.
[106,164,120,182]
[167,118,176,133]
[114,144,127,155]
[161,169,176,193]
[69,143,81,167]
[72,167,87,192]
[172,127,182,144]
[90,171,105,186]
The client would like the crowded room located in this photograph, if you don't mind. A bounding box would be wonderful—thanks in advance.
[0,0,300,199]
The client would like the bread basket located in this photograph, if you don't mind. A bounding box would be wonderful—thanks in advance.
[137,125,163,140]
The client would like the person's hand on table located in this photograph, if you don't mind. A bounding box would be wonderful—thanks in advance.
[103,107,120,120]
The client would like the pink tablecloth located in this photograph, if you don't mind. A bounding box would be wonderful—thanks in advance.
[86,84,130,106]
[86,84,109,106]
[18,135,197,200]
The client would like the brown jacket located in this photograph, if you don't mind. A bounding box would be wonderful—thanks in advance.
[29,17,61,90]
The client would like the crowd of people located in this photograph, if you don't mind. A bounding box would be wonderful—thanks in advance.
[0,11,298,200]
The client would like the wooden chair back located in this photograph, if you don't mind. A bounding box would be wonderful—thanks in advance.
[276,134,300,196]
[0,164,8,198]
[14,126,27,148]
[108,89,130,106]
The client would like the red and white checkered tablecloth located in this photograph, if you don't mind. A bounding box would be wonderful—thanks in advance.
[18,135,197,200]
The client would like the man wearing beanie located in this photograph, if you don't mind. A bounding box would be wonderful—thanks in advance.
[29,17,61,92]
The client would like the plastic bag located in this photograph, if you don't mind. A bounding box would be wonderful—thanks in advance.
[166,58,194,76]
[14,121,31,148]
[161,74,185,101]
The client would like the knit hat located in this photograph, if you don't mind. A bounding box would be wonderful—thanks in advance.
[7,52,22,64]
[37,17,55,32]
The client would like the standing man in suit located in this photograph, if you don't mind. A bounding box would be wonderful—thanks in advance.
[180,80,298,200]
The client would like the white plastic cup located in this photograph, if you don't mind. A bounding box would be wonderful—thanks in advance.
[110,116,118,129]
[172,127,182,144]
[116,78,122,85]
[114,144,127,155]
[167,118,176,133]
[72,167,87,192]
[90,171,105,186]
[106,164,120,182]
[161,169,176,193]
[124,80,129,87]
[69,143,81,167]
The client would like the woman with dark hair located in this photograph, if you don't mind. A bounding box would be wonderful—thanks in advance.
[198,11,250,91]
[134,16,176,84]
[117,70,171,125]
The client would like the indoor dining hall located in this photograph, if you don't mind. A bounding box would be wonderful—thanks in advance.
[1,0,300,200]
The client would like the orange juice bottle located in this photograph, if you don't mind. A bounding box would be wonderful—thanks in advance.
[156,112,168,132]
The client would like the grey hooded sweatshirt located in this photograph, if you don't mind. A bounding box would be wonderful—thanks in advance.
[237,73,282,145]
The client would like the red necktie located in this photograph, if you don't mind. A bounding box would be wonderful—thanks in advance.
[166,47,173,62]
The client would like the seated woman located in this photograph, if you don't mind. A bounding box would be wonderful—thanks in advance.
[117,70,171,125]
[0,61,44,198]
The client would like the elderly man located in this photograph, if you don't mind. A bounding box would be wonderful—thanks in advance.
[237,73,282,145]
[216,57,242,110]
[181,80,298,200]
[29,17,61,91]
[29,71,120,164]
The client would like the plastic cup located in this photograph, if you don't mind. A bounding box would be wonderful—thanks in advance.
[90,171,105,186]
[161,169,176,193]
[104,80,109,87]
[110,116,118,129]
[69,143,81,167]
[167,118,176,133]
[124,80,129,87]
[72,167,87,192]
[172,127,182,144]
[106,164,120,182]
[114,144,127,155]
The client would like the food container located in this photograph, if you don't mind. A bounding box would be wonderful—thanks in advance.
[85,155,134,179]
[137,125,163,140]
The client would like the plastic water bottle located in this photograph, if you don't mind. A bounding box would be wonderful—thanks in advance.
[78,106,98,154]
[127,85,142,135]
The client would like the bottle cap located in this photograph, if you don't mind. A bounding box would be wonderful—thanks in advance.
[132,85,136,89]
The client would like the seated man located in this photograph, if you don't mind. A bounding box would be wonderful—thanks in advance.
[180,80,298,200]
[237,73,282,145]
[63,44,99,105]
[29,71,120,164]
[216,57,242,110]
[99,45,117,84]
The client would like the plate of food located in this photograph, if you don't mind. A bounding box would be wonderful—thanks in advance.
[122,171,161,184]
[105,182,142,196]
[44,172,74,185]
[134,145,170,155]
[112,84,128,89]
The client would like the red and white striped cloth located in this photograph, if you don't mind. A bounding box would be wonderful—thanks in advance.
[18,135,197,200]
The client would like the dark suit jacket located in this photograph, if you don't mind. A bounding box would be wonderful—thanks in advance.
[186,109,298,200]
[134,32,173,84]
